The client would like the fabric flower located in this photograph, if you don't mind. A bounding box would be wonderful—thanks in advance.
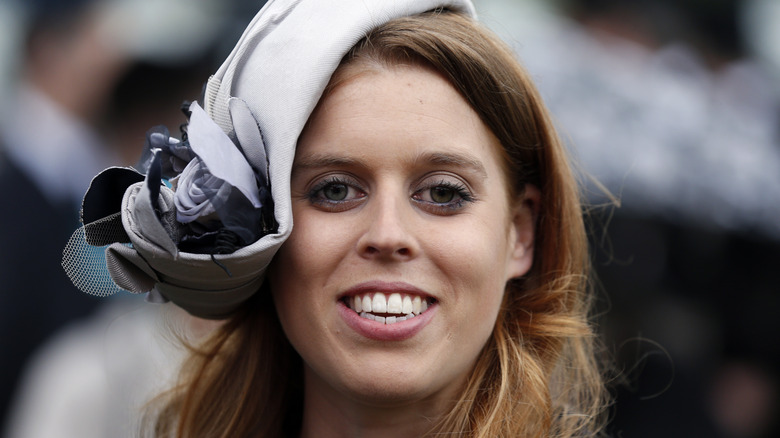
[151,132,192,175]
[173,156,230,225]
[62,99,274,318]
[170,101,270,247]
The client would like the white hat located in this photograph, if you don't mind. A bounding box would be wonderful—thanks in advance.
[64,0,477,318]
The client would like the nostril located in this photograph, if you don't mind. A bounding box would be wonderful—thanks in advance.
[361,245,411,259]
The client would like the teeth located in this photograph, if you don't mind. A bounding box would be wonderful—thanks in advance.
[402,295,413,314]
[360,312,411,325]
[387,293,402,313]
[346,292,433,324]
[372,293,387,313]
[362,295,372,313]
[412,296,422,315]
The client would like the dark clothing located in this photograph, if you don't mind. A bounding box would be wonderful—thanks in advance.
[0,151,100,431]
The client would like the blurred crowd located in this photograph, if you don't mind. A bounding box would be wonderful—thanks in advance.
[478,0,780,436]
[0,0,260,436]
[1,0,777,437]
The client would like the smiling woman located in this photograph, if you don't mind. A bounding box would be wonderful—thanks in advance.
[62,1,607,437]
[273,64,535,429]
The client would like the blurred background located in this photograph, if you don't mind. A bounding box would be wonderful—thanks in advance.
[0,0,778,436]
[0,0,263,436]
[477,0,780,436]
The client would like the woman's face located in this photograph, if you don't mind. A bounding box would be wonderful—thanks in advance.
[270,64,536,407]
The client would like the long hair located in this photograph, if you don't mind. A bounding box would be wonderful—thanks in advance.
[149,10,607,438]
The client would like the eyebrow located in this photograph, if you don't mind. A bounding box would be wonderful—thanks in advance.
[293,150,488,179]
[422,152,488,179]
[292,154,366,172]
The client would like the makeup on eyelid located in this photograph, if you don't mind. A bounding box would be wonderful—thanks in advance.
[303,173,476,213]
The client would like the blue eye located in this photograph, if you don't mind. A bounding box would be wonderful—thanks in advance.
[322,182,349,201]
[306,176,366,210]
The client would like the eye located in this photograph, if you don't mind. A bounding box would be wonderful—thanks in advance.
[322,182,349,201]
[429,186,456,204]
[306,175,366,211]
[412,176,475,214]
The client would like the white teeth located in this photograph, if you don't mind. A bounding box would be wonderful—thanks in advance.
[412,296,422,315]
[347,292,433,324]
[402,295,413,314]
[362,295,372,313]
[387,293,402,313]
[372,293,387,313]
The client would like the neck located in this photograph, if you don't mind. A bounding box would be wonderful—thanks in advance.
[298,365,458,438]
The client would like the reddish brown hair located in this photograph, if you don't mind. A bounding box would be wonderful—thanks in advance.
[149,10,607,438]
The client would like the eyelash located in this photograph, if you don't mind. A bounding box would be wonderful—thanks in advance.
[412,179,475,213]
[305,175,365,210]
[304,175,476,214]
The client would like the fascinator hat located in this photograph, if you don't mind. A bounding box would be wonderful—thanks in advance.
[63,0,478,319]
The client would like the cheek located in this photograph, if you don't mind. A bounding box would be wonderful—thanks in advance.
[268,221,313,329]
[268,210,352,332]
[272,211,348,281]
[268,239,326,366]
[428,217,513,285]
[425,221,512,344]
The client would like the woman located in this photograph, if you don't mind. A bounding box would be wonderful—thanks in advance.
[64,0,607,436]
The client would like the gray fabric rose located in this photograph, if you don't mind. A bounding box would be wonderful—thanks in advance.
[173,157,231,225]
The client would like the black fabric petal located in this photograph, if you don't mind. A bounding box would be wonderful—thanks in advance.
[81,167,144,246]
[81,167,144,224]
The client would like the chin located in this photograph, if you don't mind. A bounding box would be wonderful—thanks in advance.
[342,377,452,408]
[319,352,469,408]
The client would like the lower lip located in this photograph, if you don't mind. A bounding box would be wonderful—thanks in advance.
[338,300,436,341]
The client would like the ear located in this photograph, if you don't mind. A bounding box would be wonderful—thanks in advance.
[505,184,540,280]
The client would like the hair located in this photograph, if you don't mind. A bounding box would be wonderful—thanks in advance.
[147,9,608,438]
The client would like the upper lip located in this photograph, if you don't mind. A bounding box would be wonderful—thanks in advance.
[339,281,433,300]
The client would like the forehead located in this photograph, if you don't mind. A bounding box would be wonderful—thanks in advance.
[298,64,503,172]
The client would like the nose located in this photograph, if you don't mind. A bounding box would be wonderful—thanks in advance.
[356,192,418,261]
